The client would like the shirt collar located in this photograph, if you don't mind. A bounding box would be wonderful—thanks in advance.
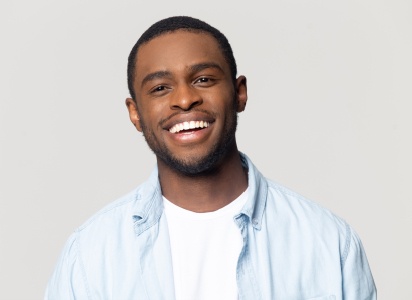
[238,152,268,230]
[132,152,268,234]
[132,168,163,236]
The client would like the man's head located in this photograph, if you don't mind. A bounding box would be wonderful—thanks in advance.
[126,17,247,176]
[127,16,237,102]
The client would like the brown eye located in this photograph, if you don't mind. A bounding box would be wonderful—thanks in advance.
[150,85,168,94]
[194,77,215,86]
[154,86,166,92]
[197,77,209,83]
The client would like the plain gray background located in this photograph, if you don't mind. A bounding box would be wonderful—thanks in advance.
[1,0,411,298]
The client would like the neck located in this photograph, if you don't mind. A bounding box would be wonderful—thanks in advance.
[157,145,248,212]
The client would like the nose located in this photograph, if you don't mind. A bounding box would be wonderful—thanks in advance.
[170,84,203,111]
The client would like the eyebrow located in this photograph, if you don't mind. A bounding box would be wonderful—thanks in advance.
[141,70,172,88]
[188,62,224,74]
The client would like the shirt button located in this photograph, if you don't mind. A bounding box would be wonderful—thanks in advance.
[252,218,258,225]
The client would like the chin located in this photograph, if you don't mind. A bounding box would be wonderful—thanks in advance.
[162,153,219,176]
[160,143,234,176]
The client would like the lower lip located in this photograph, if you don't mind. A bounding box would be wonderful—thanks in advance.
[167,126,211,143]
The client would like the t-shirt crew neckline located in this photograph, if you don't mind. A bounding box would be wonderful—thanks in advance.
[162,188,249,220]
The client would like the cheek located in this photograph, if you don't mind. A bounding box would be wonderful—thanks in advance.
[221,91,237,113]
[207,87,234,107]
[139,103,165,126]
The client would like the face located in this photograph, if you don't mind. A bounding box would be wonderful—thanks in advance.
[126,30,247,175]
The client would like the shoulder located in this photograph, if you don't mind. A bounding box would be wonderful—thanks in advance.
[76,185,142,232]
[266,179,347,229]
[72,176,158,246]
[76,186,140,233]
[262,179,359,266]
[45,180,160,298]
[242,153,348,237]
[263,179,351,252]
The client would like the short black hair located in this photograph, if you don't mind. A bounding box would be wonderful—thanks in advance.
[127,16,237,101]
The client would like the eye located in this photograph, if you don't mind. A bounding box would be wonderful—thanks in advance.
[196,77,209,83]
[149,85,168,95]
[194,77,215,86]
[154,86,166,92]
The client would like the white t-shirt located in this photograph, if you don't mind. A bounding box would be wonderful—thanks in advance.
[163,189,248,300]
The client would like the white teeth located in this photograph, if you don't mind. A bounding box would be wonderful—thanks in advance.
[169,121,210,133]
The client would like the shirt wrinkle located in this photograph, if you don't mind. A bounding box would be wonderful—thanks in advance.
[45,152,376,300]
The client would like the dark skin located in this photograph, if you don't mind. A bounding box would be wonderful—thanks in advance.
[126,30,248,212]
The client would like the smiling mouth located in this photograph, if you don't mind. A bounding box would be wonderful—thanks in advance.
[169,121,210,133]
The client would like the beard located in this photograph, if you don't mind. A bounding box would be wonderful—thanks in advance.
[139,100,238,176]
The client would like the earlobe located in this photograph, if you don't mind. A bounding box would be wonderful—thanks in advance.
[235,76,248,112]
[125,98,142,132]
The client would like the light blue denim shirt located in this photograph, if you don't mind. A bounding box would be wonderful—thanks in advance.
[45,153,376,299]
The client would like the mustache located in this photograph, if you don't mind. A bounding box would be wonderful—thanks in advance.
[159,108,218,127]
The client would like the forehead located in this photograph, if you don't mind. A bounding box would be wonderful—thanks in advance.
[134,30,229,81]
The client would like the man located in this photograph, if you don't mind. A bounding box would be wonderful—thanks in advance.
[45,16,376,299]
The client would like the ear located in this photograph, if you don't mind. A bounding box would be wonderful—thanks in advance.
[235,75,247,112]
[125,98,142,132]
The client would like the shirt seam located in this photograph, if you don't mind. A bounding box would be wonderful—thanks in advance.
[341,222,351,269]
[74,232,92,299]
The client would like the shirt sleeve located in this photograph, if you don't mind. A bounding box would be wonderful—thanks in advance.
[342,226,377,300]
[44,233,90,300]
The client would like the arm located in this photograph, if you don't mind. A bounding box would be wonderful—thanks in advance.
[342,226,377,300]
[44,233,90,300]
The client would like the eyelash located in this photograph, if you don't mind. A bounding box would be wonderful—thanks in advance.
[149,85,168,94]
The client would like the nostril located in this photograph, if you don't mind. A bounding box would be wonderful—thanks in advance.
[187,99,203,110]
[171,95,203,111]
